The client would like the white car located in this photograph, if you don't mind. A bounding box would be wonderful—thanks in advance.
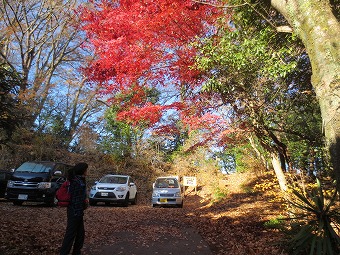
[89,174,137,206]
[151,176,183,208]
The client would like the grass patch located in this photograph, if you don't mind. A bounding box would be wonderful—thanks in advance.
[212,187,228,202]
[264,216,285,229]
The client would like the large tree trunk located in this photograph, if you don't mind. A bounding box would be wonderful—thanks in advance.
[271,0,340,188]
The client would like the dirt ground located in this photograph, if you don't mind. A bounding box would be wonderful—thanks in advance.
[0,173,288,255]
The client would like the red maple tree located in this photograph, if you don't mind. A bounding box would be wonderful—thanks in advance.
[79,0,228,136]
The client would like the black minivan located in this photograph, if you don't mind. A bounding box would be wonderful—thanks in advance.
[5,161,72,206]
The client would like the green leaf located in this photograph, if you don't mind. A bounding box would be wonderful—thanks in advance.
[292,190,315,208]
[309,235,316,255]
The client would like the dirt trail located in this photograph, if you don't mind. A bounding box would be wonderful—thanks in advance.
[84,226,212,255]
[82,202,212,255]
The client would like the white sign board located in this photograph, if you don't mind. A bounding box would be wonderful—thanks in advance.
[183,176,197,187]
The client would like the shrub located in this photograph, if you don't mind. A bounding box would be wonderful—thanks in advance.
[286,179,340,255]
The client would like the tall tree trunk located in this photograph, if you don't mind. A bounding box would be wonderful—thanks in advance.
[271,152,287,192]
[271,0,340,188]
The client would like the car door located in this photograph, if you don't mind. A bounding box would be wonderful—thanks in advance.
[128,177,137,198]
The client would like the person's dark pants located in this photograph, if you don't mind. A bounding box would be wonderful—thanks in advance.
[60,212,85,255]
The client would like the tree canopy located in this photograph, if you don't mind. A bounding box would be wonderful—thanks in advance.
[0,64,26,141]
[79,0,339,188]
[0,0,104,147]
[79,0,224,127]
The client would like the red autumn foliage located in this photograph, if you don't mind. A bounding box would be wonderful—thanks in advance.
[79,0,226,131]
[80,0,220,85]
[116,102,164,126]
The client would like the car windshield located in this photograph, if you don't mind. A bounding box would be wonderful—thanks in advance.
[100,176,128,184]
[15,162,53,173]
[155,178,179,188]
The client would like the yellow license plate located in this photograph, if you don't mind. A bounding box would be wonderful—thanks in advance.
[160,198,167,203]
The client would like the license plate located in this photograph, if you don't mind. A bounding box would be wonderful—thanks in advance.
[160,198,167,203]
[18,194,28,200]
[101,192,108,197]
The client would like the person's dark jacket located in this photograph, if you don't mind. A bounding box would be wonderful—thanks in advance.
[69,175,87,217]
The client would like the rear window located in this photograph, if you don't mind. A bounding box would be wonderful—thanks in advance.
[155,178,179,188]
[15,162,54,173]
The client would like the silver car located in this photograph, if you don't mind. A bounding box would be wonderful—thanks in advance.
[151,177,183,208]
[89,174,137,207]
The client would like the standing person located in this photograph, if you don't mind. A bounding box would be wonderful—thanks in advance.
[60,162,89,255]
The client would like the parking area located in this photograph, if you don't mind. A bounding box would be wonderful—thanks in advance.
[0,198,211,255]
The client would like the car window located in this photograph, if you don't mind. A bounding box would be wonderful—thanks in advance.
[15,162,54,173]
[54,164,68,174]
[155,178,179,188]
[100,176,128,184]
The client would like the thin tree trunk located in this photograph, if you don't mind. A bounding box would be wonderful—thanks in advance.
[271,152,287,192]
[248,135,268,172]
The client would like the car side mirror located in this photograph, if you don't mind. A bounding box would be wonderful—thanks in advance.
[130,182,135,186]
[53,170,63,176]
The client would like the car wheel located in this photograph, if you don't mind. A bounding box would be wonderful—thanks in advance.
[177,202,183,208]
[53,195,59,206]
[131,193,137,205]
[123,192,129,207]
[89,199,97,206]
[13,201,23,206]
[46,194,58,207]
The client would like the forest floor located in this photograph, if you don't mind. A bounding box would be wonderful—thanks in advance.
[0,172,289,255]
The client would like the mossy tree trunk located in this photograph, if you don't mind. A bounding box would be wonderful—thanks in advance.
[272,0,340,188]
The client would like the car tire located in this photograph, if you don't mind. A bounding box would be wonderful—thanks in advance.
[13,201,23,206]
[131,193,137,205]
[178,202,183,208]
[46,194,58,207]
[123,192,129,207]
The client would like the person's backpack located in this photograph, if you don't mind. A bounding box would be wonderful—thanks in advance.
[56,180,71,207]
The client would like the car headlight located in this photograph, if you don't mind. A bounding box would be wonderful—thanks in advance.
[116,186,127,192]
[175,192,181,197]
[37,182,51,189]
[7,180,14,188]
[152,191,160,197]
